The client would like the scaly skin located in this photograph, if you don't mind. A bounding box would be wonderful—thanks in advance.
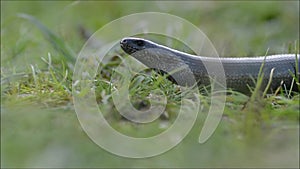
[120,37,299,94]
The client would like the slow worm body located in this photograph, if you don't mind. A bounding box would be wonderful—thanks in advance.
[120,37,299,94]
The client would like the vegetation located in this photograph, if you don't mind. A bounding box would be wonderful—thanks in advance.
[1,1,299,168]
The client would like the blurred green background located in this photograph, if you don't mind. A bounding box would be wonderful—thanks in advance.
[1,1,299,168]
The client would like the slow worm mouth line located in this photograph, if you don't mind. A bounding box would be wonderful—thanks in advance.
[120,43,138,55]
[120,37,299,94]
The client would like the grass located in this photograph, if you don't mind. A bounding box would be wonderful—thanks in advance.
[1,1,299,168]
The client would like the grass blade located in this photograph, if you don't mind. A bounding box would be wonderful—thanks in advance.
[18,13,76,68]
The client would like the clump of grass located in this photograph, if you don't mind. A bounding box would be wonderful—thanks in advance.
[234,43,300,142]
[1,53,72,108]
[1,14,77,107]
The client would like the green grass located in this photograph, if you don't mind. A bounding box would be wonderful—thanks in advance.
[1,1,299,168]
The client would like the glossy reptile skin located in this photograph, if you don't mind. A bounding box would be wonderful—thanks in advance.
[120,37,299,94]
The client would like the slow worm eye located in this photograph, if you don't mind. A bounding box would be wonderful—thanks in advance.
[136,40,145,47]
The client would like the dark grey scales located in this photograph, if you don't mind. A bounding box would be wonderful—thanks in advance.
[120,37,299,94]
